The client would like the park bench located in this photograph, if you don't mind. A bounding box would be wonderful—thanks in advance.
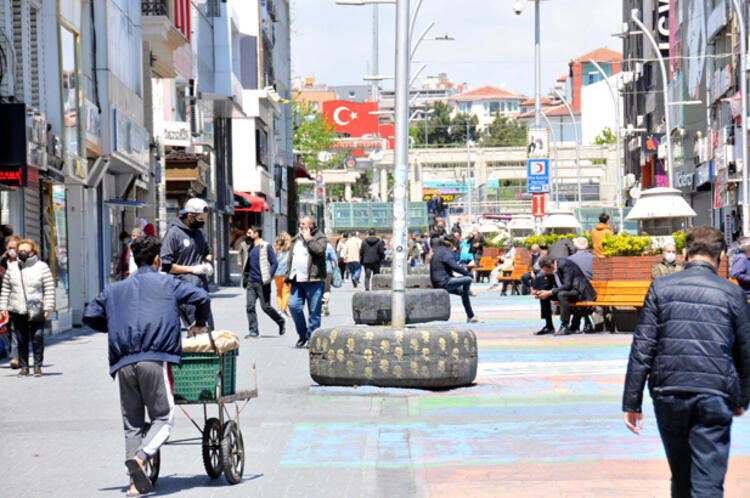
[473,255,498,281]
[496,256,528,295]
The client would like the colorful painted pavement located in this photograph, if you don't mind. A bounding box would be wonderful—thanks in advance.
[283,287,750,496]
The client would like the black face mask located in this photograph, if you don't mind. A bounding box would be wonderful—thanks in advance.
[189,219,205,230]
[17,252,30,262]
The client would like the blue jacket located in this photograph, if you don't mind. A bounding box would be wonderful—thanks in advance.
[244,243,278,284]
[326,243,337,274]
[623,260,750,412]
[83,266,211,376]
[430,245,470,288]
[731,253,750,297]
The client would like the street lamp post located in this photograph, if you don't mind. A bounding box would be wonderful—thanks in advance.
[540,111,559,207]
[731,0,749,237]
[553,88,582,209]
[630,9,674,186]
[466,120,472,224]
[390,0,410,328]
[590,59,624,233]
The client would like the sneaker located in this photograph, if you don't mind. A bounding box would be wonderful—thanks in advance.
[33,365,41,377]
[279,317,287,336]
[295,338,307,348]
[323,304,330,316]
[469,289,478,296]
[17,367,29,378]
[467,317,482,324]
[245,331,260,339]
[554,325,573,336]
[534,327,554,336]
[10,358,19,369]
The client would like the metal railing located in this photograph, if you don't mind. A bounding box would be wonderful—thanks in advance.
[329,202,428,233]
[142,0,169,16]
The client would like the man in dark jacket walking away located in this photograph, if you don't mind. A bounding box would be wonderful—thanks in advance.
[430,235,480,323]
[623,226,750,497]
[83,236,211,495]
[532,255,596,336]
[286,216,328,348]
[360,228,385,291]
[242,226,286,338]
[160,198,214,329]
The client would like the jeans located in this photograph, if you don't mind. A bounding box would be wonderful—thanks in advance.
[11,313,45,368]
[289,281,325,340]
[653,393,734,497]
[521,271,544,295]
[347,262,361,285]
[363,263,380,291]
[246,281,285,334]
[442,276,475,319]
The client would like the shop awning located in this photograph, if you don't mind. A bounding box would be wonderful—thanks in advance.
[234,191,269,212]
[294,161,312,180]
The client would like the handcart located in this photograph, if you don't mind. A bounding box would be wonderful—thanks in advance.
[143,331,257,485]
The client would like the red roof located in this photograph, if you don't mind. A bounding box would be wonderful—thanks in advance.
[449,86,526,102]
[517,104,580,119]
[520,97,552,107]
[572,47,623,63]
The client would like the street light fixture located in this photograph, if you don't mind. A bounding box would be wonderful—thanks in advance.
[512,0,550,128]
[553,87,582,210]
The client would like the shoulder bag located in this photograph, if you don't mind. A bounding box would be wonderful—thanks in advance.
[19,265,45,323]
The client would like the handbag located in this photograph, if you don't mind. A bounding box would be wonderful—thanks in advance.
[19,265,46,323]
[331,266,343,288]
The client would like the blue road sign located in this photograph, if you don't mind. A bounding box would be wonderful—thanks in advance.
[527,158,550,193]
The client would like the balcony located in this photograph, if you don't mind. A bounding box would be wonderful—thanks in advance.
[141,0,189,78]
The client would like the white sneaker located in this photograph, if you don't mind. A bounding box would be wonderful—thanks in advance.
[467,317,482,324]
[469,289,478,296]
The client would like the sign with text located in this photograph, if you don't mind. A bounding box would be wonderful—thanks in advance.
[527,128,550,158]
[532,193,546,217]
[527,159,550,193]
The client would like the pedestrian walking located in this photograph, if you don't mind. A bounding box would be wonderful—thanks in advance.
[160,198,214,329]
[241,226,287,338]
[238,228,253,271]
[591,213,613,258]
[286,216,328,348]
[115,231,132,280]
[1,235,21,369]
[128,228,142,277]
[322,241,338,316]
[623,226,750,497]
[651,243,683,279]
[532,255,596,336]
[273,232,292,314]
[429,235,480,323]
[336,232,349,281]
[83,236,211,495]
[342,231,362,288]
[468,228,486,268]
[360,228,385,291]
[730,237,750,297]
[0,239,55,377]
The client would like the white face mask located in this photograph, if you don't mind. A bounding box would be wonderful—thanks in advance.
[664,252,676,263]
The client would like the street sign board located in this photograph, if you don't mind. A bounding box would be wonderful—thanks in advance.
[532,193,545,217]
[527,159,550,193]
[527,128,550,158]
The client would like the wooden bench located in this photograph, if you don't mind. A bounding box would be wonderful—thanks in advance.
[472,255,498,280]
[496,256,528,295]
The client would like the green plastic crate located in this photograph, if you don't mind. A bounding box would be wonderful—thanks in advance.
[171,350,237,402]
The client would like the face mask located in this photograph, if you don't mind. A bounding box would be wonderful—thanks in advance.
[7,249,16,259]
[17,252,29,262]
[189,219,205,230]
[664,253,676,263]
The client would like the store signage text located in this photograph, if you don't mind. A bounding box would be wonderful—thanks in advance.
[0,166,26,187]
[657,0,670,57]
[162,121,192,147]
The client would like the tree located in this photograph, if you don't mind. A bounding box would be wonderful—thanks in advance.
[411,102,480,147]
[292,99,340,171]
[480,114,527,147]
[594,126,616,145]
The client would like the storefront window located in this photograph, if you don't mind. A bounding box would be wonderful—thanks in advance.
[61,27,81,160]
[41,183,70,312]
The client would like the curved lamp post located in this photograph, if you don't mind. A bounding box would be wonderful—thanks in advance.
[539,111,559,207]
[553,88,582,209]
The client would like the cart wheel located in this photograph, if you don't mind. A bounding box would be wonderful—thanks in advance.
[220,420,245,485]
[142,423,160,485]
[202,418,224,478]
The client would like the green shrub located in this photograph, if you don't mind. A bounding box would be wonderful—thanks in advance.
[672,231,686,253]
[601,233,654,257]
[522,233,578,249]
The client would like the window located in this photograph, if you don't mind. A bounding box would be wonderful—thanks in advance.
[458,102,470,113]
[61,26,82,159]
[489,102,500,114]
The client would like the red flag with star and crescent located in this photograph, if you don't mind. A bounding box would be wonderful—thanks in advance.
[322,100,379,138]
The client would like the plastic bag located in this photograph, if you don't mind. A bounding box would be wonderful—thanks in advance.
[332,267,343,288]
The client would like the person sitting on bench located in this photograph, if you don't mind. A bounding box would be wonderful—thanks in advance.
[532,255,597,336]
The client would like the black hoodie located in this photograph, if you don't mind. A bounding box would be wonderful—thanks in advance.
[360,236,385,265]
[160,217,211,289]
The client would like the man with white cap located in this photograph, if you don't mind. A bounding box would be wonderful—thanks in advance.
[160,198,215,328]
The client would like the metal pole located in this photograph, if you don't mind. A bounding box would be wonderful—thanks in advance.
[540,111,559,208]
[732,0,749,237]
[534,0,541,128]
[372,5,379,102]
[590,59,624,232]
[466,120,472,224]
[554,89,582,209]
[631,9,673,186]
[390,0,410,328]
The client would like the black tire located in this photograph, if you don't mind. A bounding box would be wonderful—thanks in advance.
[202,417,223,479]
[309,326,478,389]
[351,289,450,325]
[371,274,433,290]
[221,420,245,485]
[141,423,160,485]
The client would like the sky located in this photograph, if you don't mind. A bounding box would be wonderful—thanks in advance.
[290,0,623,96]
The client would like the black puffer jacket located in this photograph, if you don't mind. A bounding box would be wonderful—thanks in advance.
[360,236,385,266]
[623,260,750,413]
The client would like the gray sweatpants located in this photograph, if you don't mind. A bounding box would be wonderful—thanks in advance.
[117,361,175,462]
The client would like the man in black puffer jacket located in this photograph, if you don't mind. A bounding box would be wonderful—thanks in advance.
[623,226,750,497]
[360,228,385,291]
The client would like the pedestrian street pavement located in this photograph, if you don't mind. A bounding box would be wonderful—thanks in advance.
[1,281,750,497]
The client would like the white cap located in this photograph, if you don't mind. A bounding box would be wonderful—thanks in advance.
[182,198,208,214]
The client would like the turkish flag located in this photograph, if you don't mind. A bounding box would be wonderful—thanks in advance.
[322,100,378,138]
[379,124,395,150]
